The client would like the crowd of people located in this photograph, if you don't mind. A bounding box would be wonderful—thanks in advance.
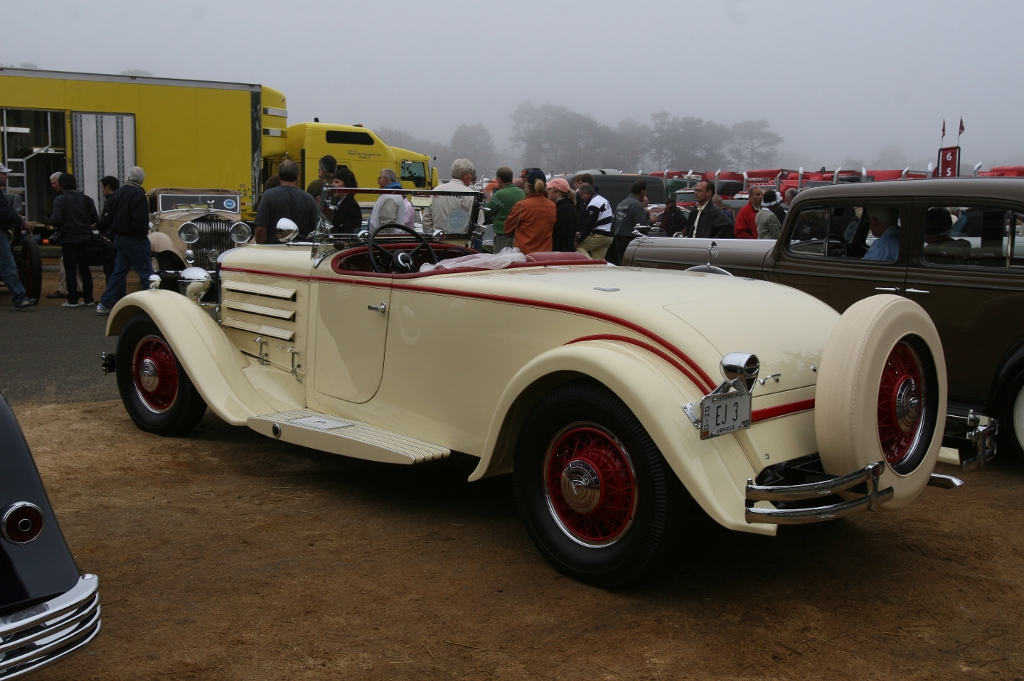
[0,162,153,313]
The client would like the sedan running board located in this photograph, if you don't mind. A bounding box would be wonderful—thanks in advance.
[248,409,450,465]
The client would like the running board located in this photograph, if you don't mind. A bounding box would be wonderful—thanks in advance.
[247,409,450,465]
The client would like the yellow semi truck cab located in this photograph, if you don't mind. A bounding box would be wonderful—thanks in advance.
[266,122,436,198]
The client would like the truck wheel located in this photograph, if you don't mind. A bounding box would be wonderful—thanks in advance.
[815,295,946,509]
[513,382,680,587]
[115,313,207,436]
[17,237,42,301]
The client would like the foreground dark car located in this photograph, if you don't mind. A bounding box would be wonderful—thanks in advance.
[623,178,1024,464]
[1,392,100,678]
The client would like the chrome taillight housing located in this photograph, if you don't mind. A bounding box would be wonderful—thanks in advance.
[2,502,44,544]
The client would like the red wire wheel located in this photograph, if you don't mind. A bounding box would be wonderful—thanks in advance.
[543,424,637,547]
[132,335,179,413]
[877,340,927,468]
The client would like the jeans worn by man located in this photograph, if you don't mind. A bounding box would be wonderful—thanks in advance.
[0,234,31,308]
[98,236,153,312]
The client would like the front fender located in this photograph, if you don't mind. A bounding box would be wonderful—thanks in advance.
[148,230,177,255]
[105,290,276,425]
[471,340,774,536]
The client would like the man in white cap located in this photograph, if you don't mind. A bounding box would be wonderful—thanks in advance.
[0,163,38,309]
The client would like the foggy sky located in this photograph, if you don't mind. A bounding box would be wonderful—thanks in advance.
[3,0,1022,171]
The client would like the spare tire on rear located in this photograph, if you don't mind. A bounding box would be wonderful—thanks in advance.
[815,295,946,510]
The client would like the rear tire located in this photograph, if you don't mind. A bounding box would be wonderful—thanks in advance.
[17,237,42,301]
[513,382,680,587]
[815,295,945,509]
[116,313,207,436]
[1000,375,1024,463]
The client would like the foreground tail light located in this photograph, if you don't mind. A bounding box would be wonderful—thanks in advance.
[2,502,44,544]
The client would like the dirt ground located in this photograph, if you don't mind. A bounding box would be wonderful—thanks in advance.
[13,398,1024,681]
[8,267,1024,680]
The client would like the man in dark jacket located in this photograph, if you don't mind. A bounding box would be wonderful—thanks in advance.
[684,180,734,238]
[96,166,153,315]
[0,163,37,309]
[607,180,650,265]
[51,173,99,306]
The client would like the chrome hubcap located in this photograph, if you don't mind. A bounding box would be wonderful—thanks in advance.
[139,358,160,392]
[560,459,603,514]
[894,377,920,433]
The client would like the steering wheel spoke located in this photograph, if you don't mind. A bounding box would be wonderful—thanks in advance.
[368,223,439,273]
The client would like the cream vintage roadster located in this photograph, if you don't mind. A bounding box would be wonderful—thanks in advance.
[101,187,961,587]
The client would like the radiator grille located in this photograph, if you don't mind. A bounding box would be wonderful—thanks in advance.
[192,216,236,266]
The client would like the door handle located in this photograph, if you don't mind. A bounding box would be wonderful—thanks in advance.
[367,302,387,314]
[906,288,930,294]
[874,287,900,292]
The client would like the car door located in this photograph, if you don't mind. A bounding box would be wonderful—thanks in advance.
[904,200,1024,405]
[769,201,910,313]
[312,264,393,404]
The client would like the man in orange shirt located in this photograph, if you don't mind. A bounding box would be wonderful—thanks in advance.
[503,169,555,254]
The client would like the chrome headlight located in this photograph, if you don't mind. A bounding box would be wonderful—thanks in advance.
[721,353,760,392]
[276,217,299,243]
[178,221,200,244]
[229,222,252,244]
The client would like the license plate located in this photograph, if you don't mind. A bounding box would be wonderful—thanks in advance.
[699,391,751,440]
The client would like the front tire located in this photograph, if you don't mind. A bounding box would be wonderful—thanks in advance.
[116,313,207,436]
[513,382,680,587]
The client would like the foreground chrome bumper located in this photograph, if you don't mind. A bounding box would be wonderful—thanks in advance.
[0,574,100,679]
[745,462,962,525]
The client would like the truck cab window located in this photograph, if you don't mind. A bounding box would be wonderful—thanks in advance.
[401,161,427,188]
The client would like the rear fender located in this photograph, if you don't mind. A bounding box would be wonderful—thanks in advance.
[105,291,278,424]
[472,340,773,535]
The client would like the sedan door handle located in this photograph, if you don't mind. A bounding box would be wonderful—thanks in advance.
[906,288,930,294]
[874,287,901,292]
[367,302,387,314]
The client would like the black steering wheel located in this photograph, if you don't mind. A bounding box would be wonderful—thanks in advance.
[367,223,439,273]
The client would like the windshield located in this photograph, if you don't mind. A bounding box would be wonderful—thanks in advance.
[319,186,484,237]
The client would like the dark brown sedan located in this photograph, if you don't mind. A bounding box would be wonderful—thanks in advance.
[623,178,1024,464]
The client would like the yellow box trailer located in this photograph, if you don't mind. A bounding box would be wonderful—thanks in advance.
[0,68,286,222]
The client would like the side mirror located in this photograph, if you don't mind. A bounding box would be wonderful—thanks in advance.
[276,217,299,243]
[229,222,252,244]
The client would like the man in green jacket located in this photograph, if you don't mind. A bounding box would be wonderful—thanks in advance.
[482,166,525,252]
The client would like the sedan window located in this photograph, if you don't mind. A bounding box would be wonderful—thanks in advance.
[922,206,1024,268]
[786,205,900,262]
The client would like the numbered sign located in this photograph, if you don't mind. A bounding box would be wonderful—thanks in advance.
[937,146,961,178]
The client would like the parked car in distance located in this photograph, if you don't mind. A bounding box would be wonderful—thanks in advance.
[148,188,249,272]
[553,173,667,209]
[101,186,961,587]
[622,178,1024,465]
[0,392,101,678]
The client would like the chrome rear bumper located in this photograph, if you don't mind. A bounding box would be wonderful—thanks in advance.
[745,462,962,525]
[0,574,101,679]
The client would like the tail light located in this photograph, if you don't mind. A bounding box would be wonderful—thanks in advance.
[2,502,44,544]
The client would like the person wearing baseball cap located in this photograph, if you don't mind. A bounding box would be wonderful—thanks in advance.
[546,177,578,252]
[0,163,38,309]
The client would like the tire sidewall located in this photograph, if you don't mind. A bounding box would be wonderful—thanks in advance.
[816,296,946,509]
[116,314,192,434]
[514,383,669,586]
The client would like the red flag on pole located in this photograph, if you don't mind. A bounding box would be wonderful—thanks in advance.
[942,119,946,139]
[959,118,965,135]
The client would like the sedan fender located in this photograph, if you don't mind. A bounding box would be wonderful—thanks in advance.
[105,291,277,424]
[148,229,177,255]
[472,339,775,536]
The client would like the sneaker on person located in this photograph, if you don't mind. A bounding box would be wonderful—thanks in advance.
[96,303,111,315]
[62,301,80,308]
[82,300,95,306]
[13,298,38,310]
[46,291,65,299]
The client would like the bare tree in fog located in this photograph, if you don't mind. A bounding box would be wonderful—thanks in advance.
[728,120,783,169]
[450,124,497,173]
